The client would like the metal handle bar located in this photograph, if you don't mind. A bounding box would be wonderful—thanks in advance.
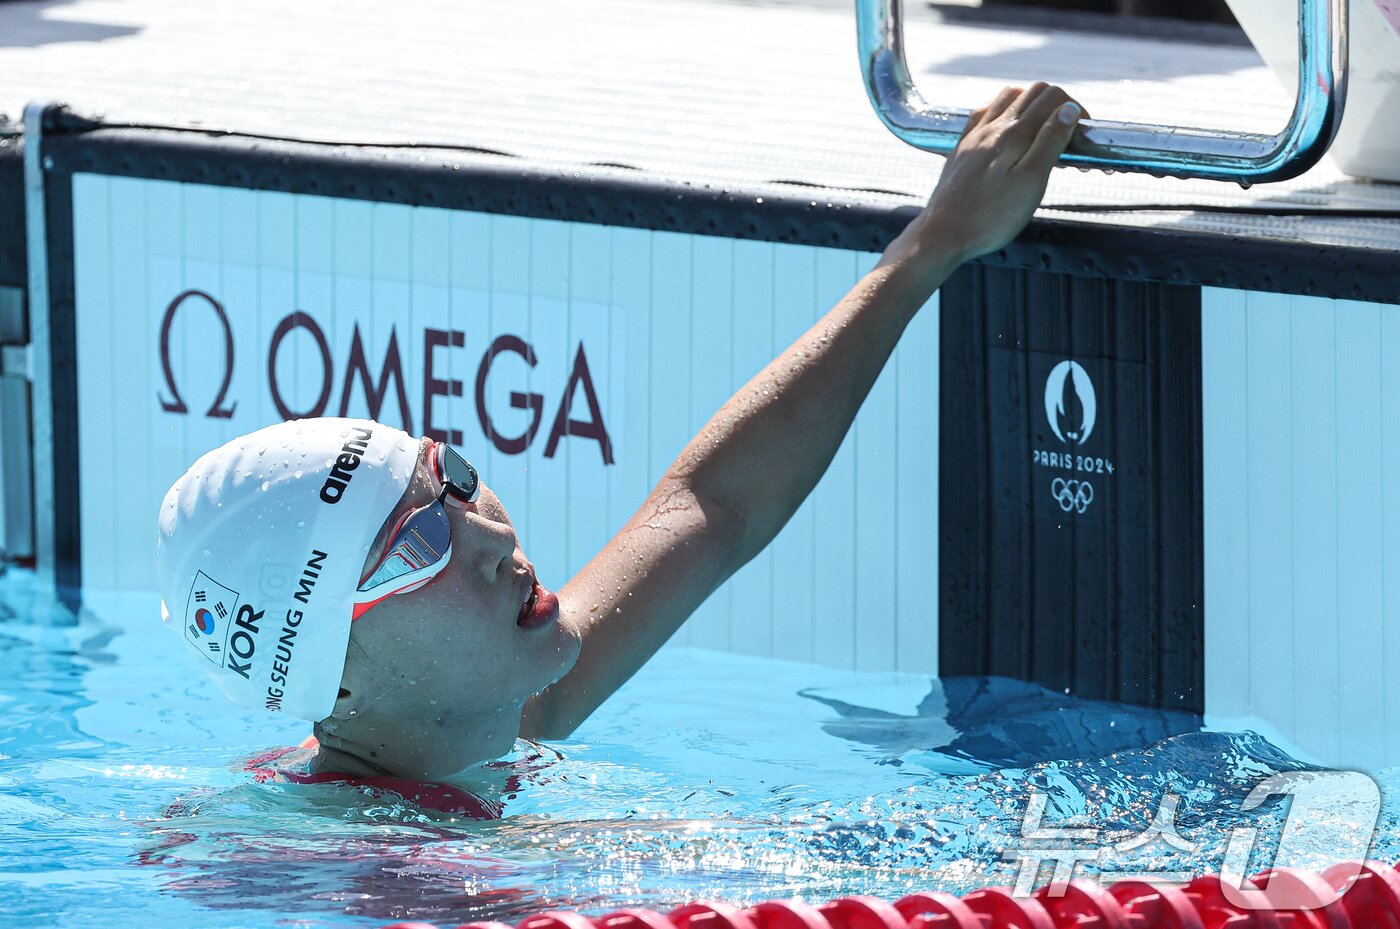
[855,0,1348,185]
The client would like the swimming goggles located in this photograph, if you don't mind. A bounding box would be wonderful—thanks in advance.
[351,442,480,621]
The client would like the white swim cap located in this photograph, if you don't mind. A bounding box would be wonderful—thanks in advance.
[156,418,420,721]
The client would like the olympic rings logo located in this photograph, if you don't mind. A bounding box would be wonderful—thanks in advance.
[1051,477,1094,514]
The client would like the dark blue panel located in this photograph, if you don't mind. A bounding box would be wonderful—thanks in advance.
[938,266,1204,711]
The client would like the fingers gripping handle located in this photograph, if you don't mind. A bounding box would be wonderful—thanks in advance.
[854,0,1348,185]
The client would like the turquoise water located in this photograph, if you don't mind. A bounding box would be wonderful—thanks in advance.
[1,570,1397,929]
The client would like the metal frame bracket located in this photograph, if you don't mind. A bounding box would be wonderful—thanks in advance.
[855,0,1348,184]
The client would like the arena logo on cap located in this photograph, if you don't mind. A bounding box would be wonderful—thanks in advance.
[184,571,240,667]
[319,426,373,505]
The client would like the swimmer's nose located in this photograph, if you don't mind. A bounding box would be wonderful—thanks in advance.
[464,516,517,581]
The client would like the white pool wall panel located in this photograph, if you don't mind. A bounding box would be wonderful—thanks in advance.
[1202,286,1400,772]
[72,174,940,675]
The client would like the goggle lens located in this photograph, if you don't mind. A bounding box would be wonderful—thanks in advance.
[357,501,451,594]
[352,442,479,620]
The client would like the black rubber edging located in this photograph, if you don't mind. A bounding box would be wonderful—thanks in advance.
[0,134,26,289]
[37,124,1400,306]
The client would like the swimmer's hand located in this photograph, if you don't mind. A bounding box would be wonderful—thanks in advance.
[880,82,1086,275]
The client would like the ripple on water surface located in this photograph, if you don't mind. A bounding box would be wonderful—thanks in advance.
[0,573,1393,929]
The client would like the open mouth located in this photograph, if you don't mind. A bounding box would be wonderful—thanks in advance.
[516,573,559,629]
[517,581,540,624]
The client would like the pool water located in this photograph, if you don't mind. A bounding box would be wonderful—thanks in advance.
[1,570,1396,929]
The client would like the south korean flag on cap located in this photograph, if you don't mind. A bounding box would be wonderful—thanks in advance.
[184,571,240,667]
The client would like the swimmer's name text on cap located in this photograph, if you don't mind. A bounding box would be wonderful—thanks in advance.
[157,418,419,722]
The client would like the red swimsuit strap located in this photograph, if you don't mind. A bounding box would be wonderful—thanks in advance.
[244,736,503,819]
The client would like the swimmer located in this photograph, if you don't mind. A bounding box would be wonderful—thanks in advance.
[157,83,1087,786]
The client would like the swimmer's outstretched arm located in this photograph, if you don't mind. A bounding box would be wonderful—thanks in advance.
[522,83,1084,739]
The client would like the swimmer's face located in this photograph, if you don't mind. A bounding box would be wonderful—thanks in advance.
[329,437,581,777]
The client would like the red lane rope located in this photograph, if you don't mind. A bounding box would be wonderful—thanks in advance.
[378,861,1400,929]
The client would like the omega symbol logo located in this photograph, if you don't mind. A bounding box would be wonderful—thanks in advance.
[1044,360,1097,445]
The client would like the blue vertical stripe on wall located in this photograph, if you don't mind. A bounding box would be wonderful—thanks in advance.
[894,273,939,674]
[147,179,184,463]
[647,231,695,644]
[1290,298,1339,763]
[1334,300,1384,768]
[254,191,295,433]
[565,220,614,598]
[332,199,375,425]
[411,208,453,467]
[811,249,860,668]
[113,178,155,588]
[488,214,535,581]
[853,250,901,673]
[1383,310,1400,763]
[607,224,654,619]
[525,218,572,596]
[687,233,736,652]
[447,211,490,456]
[373,202,415,437]
[727,238,778,658]
[768,244,820,665]
[73,174,112,589]
[1244,293,1295,741]
[293,195,336,431]
[217,184,258,456]
[1201,288,1250,721]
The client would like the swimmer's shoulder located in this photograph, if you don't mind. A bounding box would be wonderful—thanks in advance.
[243,735,505,819]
